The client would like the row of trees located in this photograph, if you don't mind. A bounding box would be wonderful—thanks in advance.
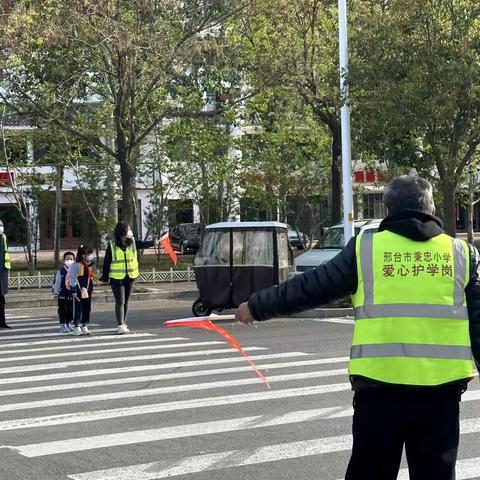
[0,0,479,270]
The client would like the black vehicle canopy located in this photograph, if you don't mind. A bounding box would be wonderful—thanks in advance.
[194,222,292,310]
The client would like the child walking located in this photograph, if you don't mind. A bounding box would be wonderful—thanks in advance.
[69,245,99,336]
[53,251,75,333]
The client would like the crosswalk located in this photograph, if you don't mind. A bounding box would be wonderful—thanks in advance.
[1,314,480,479]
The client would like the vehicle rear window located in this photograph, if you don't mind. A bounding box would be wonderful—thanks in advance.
[313,226,361,249]
[182,224,201,235]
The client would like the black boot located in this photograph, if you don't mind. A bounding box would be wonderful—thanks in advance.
[0,304,11,329]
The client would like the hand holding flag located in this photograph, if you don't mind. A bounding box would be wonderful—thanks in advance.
[165,314,270,389]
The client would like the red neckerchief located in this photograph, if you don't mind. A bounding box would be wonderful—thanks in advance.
[82,260,93,280]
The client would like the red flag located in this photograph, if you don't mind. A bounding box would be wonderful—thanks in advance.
[160,232,177,266]
[165,316,271,389]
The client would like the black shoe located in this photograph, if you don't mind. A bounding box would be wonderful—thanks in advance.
[0,324,12,329]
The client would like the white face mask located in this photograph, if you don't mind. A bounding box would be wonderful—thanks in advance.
[126,229,133,239]
[64,259,74,267]
[0,226,4,235]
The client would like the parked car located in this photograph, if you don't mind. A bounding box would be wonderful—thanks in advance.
[294,219,382,274]
[169,223,202,254]
[287,227,309,250]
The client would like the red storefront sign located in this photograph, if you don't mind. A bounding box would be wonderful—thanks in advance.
[354,170,385,184]
[0,172,14,187]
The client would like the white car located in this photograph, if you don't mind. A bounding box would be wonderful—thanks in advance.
[294,219,382,274]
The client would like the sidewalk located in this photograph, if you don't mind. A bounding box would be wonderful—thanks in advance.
[5,282,199,308]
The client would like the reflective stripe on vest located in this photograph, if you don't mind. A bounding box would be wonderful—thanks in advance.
[3,235,11,270]
[349,230,473,386]
[109,241,139,279]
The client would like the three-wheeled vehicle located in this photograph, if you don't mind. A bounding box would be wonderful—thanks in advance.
[192,221,293,316]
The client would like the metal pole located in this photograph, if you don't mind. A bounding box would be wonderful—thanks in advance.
[338,0,354,242]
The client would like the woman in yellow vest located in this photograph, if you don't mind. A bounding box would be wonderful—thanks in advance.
[100,221,158,334]
[0,219,11,329]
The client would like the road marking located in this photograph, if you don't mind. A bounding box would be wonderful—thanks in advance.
[67,433,480,480]
[0,352,309,385]
[67,435,353,480]
[1,321,68,327]
[0,328,120,341]
[0,333,156,349]
[0,346,267,375]
[12,407,345,457]
[0,323,100,333]
[398,457,480,480]
[5,317,52,321]
[0,362,347,396]
[0,337,187,353]
[0,341,225,362]
[0,375,351,413]
[307,318,355,325]
[0,384,347,431]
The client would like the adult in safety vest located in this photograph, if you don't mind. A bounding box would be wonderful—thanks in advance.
[100,221,160,334]
[0,219,11,329]
[236,175,480,480]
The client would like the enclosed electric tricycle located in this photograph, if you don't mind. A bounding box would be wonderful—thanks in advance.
[192,221,293,316]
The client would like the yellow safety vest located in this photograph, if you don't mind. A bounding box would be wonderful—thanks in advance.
[350,230,473,386]
[2,235,11,270]
[109,241,139,280]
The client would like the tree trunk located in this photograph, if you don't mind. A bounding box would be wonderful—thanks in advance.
[441,181,457,237]
[330,121,342,225]
[53,166,63,265]
[119,157,136,228]
[106,148,118,230]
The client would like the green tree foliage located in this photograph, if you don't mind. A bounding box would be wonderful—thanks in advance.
[238,0,346,224]
[240,88,331,236]
[0,0,252,228]
[352,0,480,235]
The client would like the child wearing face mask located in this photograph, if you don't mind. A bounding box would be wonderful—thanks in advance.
[69,245,100,336]
[53,251,76,333]
[100,221,158,334]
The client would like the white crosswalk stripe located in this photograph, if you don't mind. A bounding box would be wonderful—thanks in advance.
[1,316,479,480]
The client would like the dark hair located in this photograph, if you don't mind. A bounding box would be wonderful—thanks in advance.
[114,221,132,247]
[63,251,75,260]
[76,245,94,262]
[383,175,434,215]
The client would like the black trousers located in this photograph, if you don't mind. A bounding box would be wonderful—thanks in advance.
[0,293,5,326]
[345,389,460,480]
[73,296,92,326]
[110,279,135,326]
[58,298,73,324]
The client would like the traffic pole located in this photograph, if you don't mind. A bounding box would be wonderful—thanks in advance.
[338,0,354,242]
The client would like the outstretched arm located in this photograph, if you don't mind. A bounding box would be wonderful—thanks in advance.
[237,237,358,323]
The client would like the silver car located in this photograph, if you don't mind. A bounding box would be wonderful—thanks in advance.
[294,219,382,274]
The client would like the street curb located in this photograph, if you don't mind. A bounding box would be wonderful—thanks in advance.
[311,307,353,318]
[5,291,354,319]
[6,289,198,309]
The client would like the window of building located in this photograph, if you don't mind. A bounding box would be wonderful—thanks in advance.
[363,193,385,219]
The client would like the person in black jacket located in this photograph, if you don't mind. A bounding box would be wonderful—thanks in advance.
[100,221,159,334]
[236,175,480,480]
[69,245,100,336]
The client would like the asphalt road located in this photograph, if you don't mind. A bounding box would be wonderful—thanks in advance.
[0,300,479,479]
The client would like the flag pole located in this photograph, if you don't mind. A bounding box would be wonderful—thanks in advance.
[338,0,354,242]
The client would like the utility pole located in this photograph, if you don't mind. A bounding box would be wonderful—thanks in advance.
[338,0,354,242]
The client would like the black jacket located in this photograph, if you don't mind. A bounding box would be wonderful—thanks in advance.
[248,210,480,392]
